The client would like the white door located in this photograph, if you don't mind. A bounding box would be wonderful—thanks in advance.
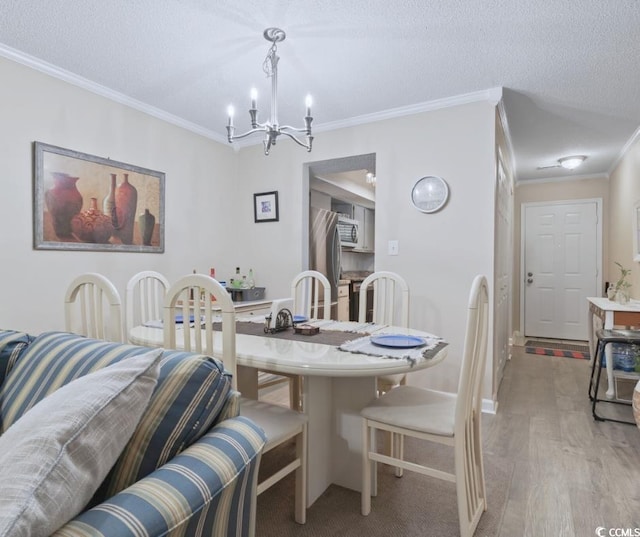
[493,155,512,394]
[523,201,599,340]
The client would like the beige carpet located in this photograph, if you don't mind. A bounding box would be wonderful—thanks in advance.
[256,436,512,537]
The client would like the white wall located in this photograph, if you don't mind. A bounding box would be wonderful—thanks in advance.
[233,101,497,395]
[0,56,237,334]
[0,54,498,398]
[608,136,640,295]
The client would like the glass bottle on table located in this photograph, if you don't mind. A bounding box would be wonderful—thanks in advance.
[248,268,255,289]
[189,269,196,300]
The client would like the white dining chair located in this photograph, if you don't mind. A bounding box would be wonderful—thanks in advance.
[361,275,489,537]
[269,270,333,410]
[358,271,410,392]
[64,272,124,343]
[163,273,308,525]
[291,270,332,320]
[125,270,169,343]
[257,271,333,411]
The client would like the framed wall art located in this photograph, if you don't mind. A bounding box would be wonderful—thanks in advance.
[253,190,279,223]
[33,141,165,252]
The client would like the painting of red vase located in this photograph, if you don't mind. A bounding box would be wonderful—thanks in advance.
[34,141,164,253]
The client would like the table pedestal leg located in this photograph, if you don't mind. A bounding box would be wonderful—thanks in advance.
[304,375,377,507]
[237,365,258,399]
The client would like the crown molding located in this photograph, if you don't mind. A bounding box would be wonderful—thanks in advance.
[315,87,503,134]
[1,43,504,151]
[608,124,640,176]
[232,87,505,149]
[515,171,609,187]
[0,43,228,144]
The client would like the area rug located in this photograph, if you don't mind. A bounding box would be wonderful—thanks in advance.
[524,340,589,360]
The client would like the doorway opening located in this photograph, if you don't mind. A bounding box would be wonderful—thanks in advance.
[303,153,376,321]
[520,199,602,341]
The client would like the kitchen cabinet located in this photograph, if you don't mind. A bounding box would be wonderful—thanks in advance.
[363,207,375,252]
[353,205,375,252]
[331,199,354,219]
[337,282,350,321]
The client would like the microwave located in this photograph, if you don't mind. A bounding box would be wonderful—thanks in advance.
[337,217,359,248]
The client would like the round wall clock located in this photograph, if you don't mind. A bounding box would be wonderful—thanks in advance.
[410,175,449,213]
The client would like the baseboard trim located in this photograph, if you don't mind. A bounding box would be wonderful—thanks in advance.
[482,398,498,415]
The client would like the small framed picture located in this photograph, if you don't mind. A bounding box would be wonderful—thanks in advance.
[253,191,279,223]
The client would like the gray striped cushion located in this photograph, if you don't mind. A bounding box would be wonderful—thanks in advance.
[0,331,233,502]
[0,330,33,387]
[53,417,266,537]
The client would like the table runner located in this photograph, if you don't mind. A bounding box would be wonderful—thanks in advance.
[224,321,362,346]
[142,319,367,345]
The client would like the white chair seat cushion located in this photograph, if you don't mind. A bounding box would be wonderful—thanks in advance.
[240,397,307,450]
[361,385,457,437]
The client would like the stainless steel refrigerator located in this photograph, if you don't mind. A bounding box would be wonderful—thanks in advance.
[309,207,341,302]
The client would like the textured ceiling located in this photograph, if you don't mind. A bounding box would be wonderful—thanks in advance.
[1,0,639,182]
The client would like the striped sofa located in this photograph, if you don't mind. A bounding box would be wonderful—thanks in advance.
[0,329,266,537]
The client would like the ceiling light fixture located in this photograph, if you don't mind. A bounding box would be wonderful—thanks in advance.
[558,155,587,169]
[226,27,313,156]
[536,155,587,171]
[365,172,377,186]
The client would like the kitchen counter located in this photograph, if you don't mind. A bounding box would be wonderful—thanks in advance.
[340,271,372,283]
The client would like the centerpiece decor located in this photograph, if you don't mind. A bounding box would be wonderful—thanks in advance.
[609,261,632,304]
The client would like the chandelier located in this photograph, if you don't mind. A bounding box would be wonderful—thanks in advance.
[226,27,313,155]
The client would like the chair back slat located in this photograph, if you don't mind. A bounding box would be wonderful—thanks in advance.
[291,270,332,320]
[455,275,489,433]
[64,273,123,343]
[163,274,237,388]
[359,271,409,327]
[125,271,169,339]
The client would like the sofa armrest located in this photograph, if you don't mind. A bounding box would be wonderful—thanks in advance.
[218,389,241,421]
[52,416,266,537]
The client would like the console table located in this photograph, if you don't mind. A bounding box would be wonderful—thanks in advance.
[587,297,640,398]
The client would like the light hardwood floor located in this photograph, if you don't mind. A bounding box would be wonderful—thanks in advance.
[486,345,640,535]
[261,345,640,535]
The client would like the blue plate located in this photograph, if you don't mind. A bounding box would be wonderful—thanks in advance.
[293,315,309,323]
[370,334,426,348]
[175,314,196,324]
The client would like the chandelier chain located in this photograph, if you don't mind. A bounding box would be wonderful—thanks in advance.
[262,43,278,78]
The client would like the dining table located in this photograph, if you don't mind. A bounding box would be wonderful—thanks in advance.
[129,316,448,507]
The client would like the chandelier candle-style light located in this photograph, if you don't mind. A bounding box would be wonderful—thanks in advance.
[226,27,313,155]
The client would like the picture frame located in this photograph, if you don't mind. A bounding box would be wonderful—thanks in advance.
[33,141,165,252]
[253,190,279,223]
[633,201,640,262]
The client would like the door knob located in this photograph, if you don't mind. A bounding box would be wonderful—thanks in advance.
[527,278,533,283]
[527,272,533,277]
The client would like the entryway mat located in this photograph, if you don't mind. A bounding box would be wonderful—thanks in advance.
[524,340,590,360]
